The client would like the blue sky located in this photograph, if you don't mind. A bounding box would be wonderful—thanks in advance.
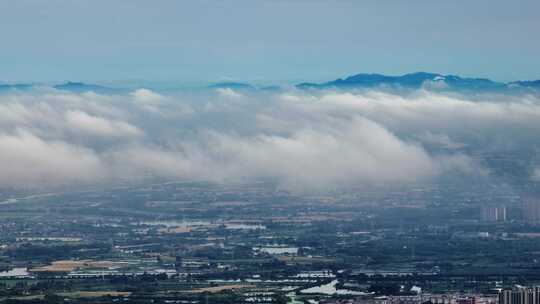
[1,0,539,84]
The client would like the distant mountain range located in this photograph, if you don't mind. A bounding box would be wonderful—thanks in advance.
[53,81,124,94]
[207,82,280,91]
[0,81,124,94]
[510,79,540,89]
[297,72,540,92]
[207,82,255,90]
[1,73,539,93]
[0,83,34,91]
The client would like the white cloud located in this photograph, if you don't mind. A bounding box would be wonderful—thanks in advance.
[215,88,243,99]
[97,118,476,192]
[65,110,142,138]
[130,88,164,104]
[199,118,442,189]
[0,87,538,190]
[0,130,102,186]
[417,132,465,149]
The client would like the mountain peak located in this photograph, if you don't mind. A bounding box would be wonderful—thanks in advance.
[53,81,122,93]
[295,72,527,92]
[207,82,255,90]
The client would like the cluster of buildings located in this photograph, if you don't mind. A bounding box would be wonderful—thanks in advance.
[319,288,540,304]
[523,199,540,225]
[499,287,540,304]
[481,198,540,224]
[321,295,496,304]
[481,206,507,222]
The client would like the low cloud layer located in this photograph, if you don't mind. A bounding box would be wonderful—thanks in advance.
[0,87,539,191]
[65,110,142,138]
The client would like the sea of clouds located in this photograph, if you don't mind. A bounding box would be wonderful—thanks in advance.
[1,86,539,191]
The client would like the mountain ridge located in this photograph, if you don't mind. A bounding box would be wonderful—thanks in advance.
[296,71,517,91]
[1,72,539,93]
